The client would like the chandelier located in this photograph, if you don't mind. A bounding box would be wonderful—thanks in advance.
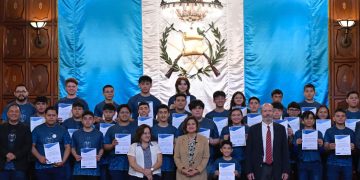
[160,0,223,22]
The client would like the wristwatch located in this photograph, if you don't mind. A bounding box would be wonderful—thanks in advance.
[151,168,154,172]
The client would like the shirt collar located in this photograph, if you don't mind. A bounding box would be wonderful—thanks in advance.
[262,121,273,127]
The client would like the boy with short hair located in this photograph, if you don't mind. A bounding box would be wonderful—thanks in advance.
[298,83,322,109]
[287,102,301,118]
[271,89,284,103]
[94,85,119,122]
[62,102,85,133]
[169,94,191,116]
[55,78,89,112]
[272,102,284,120]
[248,96,260,114]
[345,91,360,119]
[324,109,355,180]
[152,104,178,180]
[71,111,104,179]
[205,91,229,119]
[138,102,150,118]
[210,140,241,179]
[127,75,161,119]
[26,96,49,126]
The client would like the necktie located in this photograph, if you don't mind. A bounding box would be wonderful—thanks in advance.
[265,125,272,165]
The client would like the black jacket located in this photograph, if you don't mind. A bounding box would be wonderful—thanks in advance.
[245,122,290,179]
[0,122,32,171]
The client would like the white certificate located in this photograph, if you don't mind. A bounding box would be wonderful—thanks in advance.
[99,123,115,136]
[213,117,228,136]
[138,117,153,127]
[345,119,360,131]
[58,103,72,120]
[44,142,62,164]
[172,113,187,129]
[240,107,247,117]
[219,163,235,180]
[67,129,77,138]
[30,117,45,132]
[229,126,246,147]
[301,107,317,114]
[115,134,131,154]
[158,134,174,155]
[335,135,351,155]
[81,148,97,168]
[316,119,331,136]
[247,113,262,127]
[274,119,288,136]
[185,96,191,112]
[285,117,300,133]
[302,130,318,150]
[198,128,210,139]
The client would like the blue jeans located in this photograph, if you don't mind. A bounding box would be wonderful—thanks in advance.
[0,170,26,180]
[109,170,128,179]
[298,161,322,180]
[36,166,66,180]
[327,164,352,180]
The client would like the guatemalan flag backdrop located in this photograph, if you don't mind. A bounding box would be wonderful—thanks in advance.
[58,0,328,112]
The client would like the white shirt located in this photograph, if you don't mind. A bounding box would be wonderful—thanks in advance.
[261,121,274,162]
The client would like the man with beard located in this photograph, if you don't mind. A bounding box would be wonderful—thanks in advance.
[1,84,36,123]
[0,104,32,180]
[246,103,290,180]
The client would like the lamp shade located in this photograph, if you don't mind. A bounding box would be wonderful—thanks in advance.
[30,21,47,28]
[338,20,355,28]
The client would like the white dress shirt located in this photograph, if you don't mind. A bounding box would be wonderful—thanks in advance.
[261,121,274,162]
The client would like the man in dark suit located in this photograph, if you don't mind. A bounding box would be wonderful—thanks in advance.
[246,103,290,180]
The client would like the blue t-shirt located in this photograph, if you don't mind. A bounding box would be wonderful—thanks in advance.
[95,120,116,165]
[292,129,323,162]
[205,110,230,120]
[167,94,196,107]
[151,124,178,172]
[346,110,360,119]
[1,102,36,123]
[220,125,249,161]
[93,101,119,117]
[62,118,83,130]
[324,126,355,166]
[103,122,137,170]
[210,157,241,175]
[169,109,191,126]
[127,93,161,119]
[178,118,219,162]
[54,97,89,111]
[32,123,71,169]
[72,128,103,176]
[298,101,322,109]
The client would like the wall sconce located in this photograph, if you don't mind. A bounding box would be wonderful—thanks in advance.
[337,20,355,48]
[30,21,47,48]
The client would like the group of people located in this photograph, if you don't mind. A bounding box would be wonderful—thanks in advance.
[0,75,360,180]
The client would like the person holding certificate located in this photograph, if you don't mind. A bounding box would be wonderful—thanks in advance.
[31,106,71,180]
[104,104,137,179]
[127,124,162,180]
[151,105,177,180]
[0,104,32,180]
[324,109,355,180]
[174,116,210,180]
[220,108,248,178]
[71,111,104,180]
[210,141,241,180]
[292,111,324,180]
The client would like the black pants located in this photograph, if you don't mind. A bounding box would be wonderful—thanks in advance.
[161,171,175,180]
[73,175,99,180]
[260,164,273,180]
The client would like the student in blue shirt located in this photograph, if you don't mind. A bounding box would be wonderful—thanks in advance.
[298,83,322,109]
[71,111,104,180]
[248,96,260,114]
[1,84,36,123]
[210,140,241,180]
[205,91,229,120]
[272,102,284,120]
[127,75,161,119]
[220,108,248,178]
[167,77,196,110]
[94,103,116,180]
[62,102,84,135]
[32,106,71,180]
[229,91,246,110]
[169,94,192,116]
[26,96,48,127]
[324,108,355,180]
[177,99,219,170]
[293,111,324,180]
[151,104,178,180]
[345,91,360,119]
[271,89,287,116]
[93,85,119,123]
[54,78,89,116]
[103,104,137,179]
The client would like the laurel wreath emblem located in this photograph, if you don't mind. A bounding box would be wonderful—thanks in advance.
[160,22,227,81]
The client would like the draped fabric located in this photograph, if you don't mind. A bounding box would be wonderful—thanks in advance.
[244,0,329,105]
[58,0,143,110]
